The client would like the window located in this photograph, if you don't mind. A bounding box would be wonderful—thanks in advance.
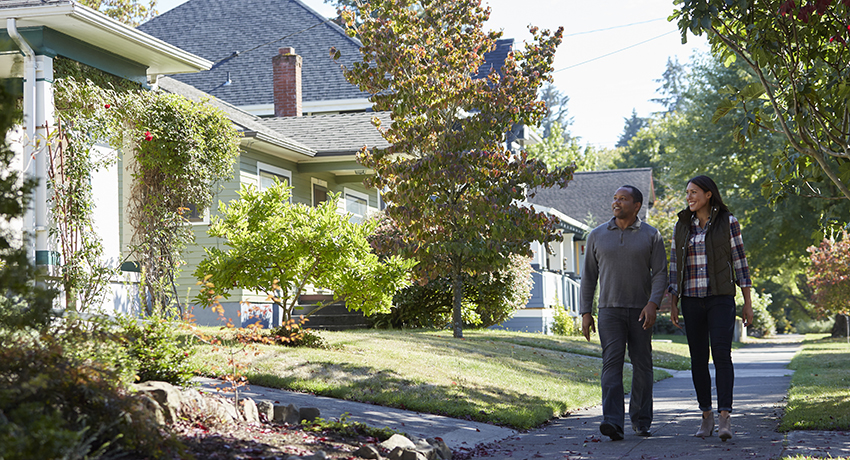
[179,202,208,225]
[257,162,292,195]
[341,188,369,223]
[311,178,328,206]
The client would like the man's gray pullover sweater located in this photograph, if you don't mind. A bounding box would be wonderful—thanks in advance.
[579,216,668,315]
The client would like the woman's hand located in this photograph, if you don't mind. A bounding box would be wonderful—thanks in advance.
[670,294,682,329]
[741,287,754,327]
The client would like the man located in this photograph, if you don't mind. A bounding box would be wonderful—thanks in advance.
[580,185,667,441]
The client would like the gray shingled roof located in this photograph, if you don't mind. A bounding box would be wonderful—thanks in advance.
[529,168,655,229]
[260,112,390,156]
[157,76,315,156]
[138,0,367,106]
[0,0,68,8]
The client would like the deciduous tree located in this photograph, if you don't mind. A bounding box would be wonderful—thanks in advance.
[807,231,850,317]
[673,0,850,202]
[194,183,414,324]
[78,0,157,26]
[335,0,571,338]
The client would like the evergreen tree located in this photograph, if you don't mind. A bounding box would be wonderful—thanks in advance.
[651,56,686,113]
[615,109,646,148]
[538,82,573,141]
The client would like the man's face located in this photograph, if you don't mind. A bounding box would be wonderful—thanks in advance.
[612,187,640,221]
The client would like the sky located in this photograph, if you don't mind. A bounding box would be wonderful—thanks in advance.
[154,0,708,149]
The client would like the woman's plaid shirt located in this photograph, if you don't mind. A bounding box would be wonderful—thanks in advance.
[668,213,752,297]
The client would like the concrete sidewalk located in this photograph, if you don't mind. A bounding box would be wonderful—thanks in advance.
[195,336,850,459]
[471,337,850,460]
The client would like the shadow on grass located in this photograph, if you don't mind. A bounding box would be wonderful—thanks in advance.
[246,360,590,430]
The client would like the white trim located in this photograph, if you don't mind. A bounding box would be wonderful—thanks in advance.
[257,162,292,186]
[341,187,369,223]
[184,204,210,226]
[240,98,372,117]
[0,1,211,79]
[257,162,293,202]
[311,177,328,187]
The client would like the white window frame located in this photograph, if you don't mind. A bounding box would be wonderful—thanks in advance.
[339,187,369,223]
[182,203,210,225]
[257,162,293,198]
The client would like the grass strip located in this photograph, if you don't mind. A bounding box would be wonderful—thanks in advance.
[188,329,690,430]
[781,334,850,431]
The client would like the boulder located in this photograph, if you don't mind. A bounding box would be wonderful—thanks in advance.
[381,434,417,451]
[132,381,182,424]
[299,406,321,423]
[353,444,382,459]
[241,398,260,424]
[256,400,275,421]
[275,403,301,424]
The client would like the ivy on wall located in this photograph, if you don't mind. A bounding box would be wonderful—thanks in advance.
[52,56,241,314]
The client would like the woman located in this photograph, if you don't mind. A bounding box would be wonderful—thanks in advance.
[669,175,754,441]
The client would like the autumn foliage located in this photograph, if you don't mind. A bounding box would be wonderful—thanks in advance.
[335,0,572,337]
[807,231,850,317]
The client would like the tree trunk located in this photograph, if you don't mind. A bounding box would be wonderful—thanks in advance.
[832,313,849,339]
[452,263,464,339]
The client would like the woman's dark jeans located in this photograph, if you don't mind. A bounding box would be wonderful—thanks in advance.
[681,295,735,413]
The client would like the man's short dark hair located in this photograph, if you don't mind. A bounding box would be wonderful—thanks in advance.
[620,185,643,205]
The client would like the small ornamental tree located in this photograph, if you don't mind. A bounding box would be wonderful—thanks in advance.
[673,0,850,202]
[194,182,414,323]
[335,0,572,338]
[807,231,850,317]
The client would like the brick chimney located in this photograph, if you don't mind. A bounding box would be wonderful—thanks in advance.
[273,47,302,117]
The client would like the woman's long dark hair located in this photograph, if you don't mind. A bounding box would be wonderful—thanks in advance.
[688,175,730,214]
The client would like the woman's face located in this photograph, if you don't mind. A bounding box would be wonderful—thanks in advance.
[686,182,712,214]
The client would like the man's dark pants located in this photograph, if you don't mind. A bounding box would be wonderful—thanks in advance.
[598,307,654,432]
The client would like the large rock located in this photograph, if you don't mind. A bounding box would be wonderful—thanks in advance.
[256,400,275,421]
[299,406,321,423]
[132,381,183,424]
[241,398,260,424]
[353,444,381,459]
[426,438,452,460]
[381,434,417,451]
[134,394,166,426]
[275,403,301,424]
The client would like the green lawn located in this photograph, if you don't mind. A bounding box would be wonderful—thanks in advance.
[781,334,850,432]
[187,329,691,430]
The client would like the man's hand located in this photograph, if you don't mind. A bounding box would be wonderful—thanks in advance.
[670,295,682,330]
[581,313,595,341]
[639,302,658,330]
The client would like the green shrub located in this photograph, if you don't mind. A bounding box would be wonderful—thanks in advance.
[370,254,533,329]
[551,307,579,336]
[653,313,683,335]
[269,318,329,349]
[115,312,195,385]
[793,318,834,334]
[737,288,775,338]
[0,333,181,459]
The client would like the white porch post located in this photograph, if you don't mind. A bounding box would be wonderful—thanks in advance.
[34,54,55,267]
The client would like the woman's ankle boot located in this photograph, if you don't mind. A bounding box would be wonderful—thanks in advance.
[718,412,733,441]
[694,412,714,437]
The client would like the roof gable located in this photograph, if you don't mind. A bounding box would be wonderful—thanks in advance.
[138,0,367,107]
[260,112,390,156]
[530,168,655,229]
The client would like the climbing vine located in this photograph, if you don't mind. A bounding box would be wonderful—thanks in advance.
[52,57,241,315]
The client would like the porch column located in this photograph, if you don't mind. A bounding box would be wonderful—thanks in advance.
[33,54,56,267]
